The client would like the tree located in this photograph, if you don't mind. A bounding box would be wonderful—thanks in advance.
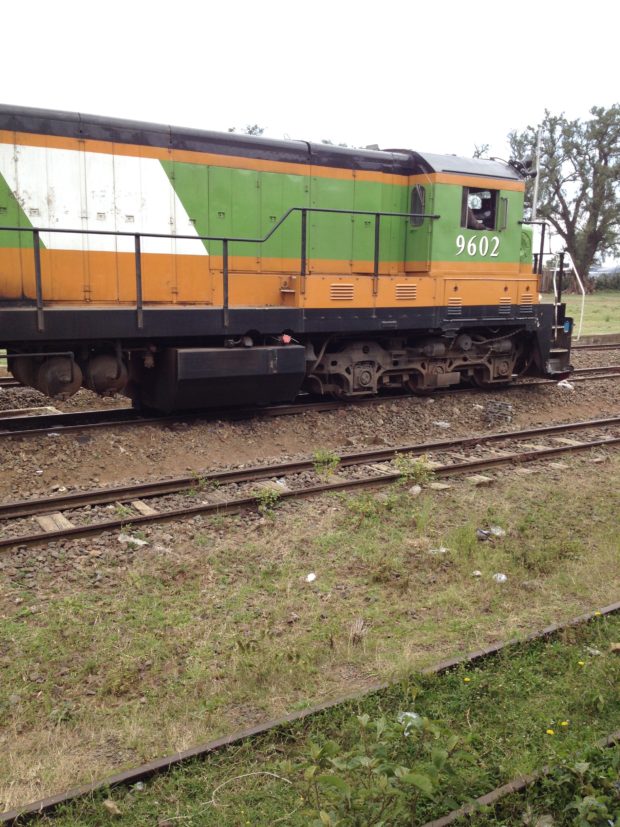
[227,124,265,135]
[321,138,351,148]
[509,105,620,290]
[473,143,489,159]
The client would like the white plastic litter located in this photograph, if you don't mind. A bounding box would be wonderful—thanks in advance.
[472,570,482,577]
[557,379,574,391]
[305,572,317,583]
[489,526,506,537]
[433,420,451,429]
[429,546,449,555]
[118,533,148,547]
[492,572,508,583]
[397,711,421,735]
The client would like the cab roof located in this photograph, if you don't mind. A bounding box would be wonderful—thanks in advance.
[409,151,522,180]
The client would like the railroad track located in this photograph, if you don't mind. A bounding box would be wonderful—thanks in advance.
[0,377,19,388]
[0,396,398,438]
[0,366,619,440]
[1,415,618,550]
[573,342,620,351]
[2,600,618,826]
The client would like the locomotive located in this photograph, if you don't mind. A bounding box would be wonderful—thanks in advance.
[0,105,572,411]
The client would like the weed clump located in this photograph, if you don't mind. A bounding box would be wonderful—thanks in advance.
[313,449,341,479]
[255,486,281,518]
[394,454,434,486]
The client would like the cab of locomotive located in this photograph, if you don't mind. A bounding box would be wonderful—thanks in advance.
[407,151,572,379]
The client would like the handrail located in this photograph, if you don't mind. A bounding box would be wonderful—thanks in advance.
[0,206,440,332]
[563,250,586,341]
[519,219,548,276]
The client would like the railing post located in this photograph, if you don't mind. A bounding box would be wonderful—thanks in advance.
[300,209,307,295]
[373,213,380,296]
[134,234,144,330]
[557,251,564,305]
[33,229,44,332]
[538,222,546,275]
[223,239,229,328]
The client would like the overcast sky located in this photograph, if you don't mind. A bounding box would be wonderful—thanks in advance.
[3,0,618,159]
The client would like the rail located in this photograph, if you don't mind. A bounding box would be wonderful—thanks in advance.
[0,206,439,333]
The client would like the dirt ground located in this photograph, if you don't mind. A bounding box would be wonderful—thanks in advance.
[1,361,619,502]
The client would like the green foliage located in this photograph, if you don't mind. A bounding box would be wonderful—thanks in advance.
[342,491,398,530]
[227,124,265,135]
[313,449,341,479]
[296,712,463,825]
[255,486,281,517]
[593,269,620,291]
[187,470,210,496]
[486,745,620,825]
[509,105,620,288]
[393,453,434,485]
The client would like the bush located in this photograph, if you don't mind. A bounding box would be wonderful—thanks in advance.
[593,270,620,290]
[486,744,620,825]
[293,712,467,825]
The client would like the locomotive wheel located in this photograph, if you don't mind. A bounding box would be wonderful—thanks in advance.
[405,373,433,396]
[472,370,512,390]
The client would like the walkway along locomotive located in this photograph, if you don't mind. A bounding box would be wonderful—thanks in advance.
[0,105,573,410]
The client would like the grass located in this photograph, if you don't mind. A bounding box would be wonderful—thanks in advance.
[543,289,620,335]
[478,743,620,824]
[28,613,620,825]
[312,449,340,479]
[1,453,619,810]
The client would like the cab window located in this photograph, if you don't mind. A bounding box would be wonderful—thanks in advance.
[409,185,425,227]
[461,187,497,231]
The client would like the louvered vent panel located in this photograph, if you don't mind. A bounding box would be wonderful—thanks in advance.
[395,284,417,301]
[447,296,462,315]
[520,292,534,313]
[330,283,355,301]
[499,297,512,315]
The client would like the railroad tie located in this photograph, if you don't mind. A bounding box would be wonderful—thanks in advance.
[0,406,62,420]
[130,500,159,516]
[35,512,75,532]
[551,436,585,446]
[366,462,394,475]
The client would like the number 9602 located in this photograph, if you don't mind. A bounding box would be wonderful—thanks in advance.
[456,235,499,257]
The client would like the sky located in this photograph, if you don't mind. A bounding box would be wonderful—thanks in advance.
[3,0,618,159]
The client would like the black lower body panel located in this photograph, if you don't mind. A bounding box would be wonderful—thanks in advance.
[0,303,558,341]
[132,345,306,412]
